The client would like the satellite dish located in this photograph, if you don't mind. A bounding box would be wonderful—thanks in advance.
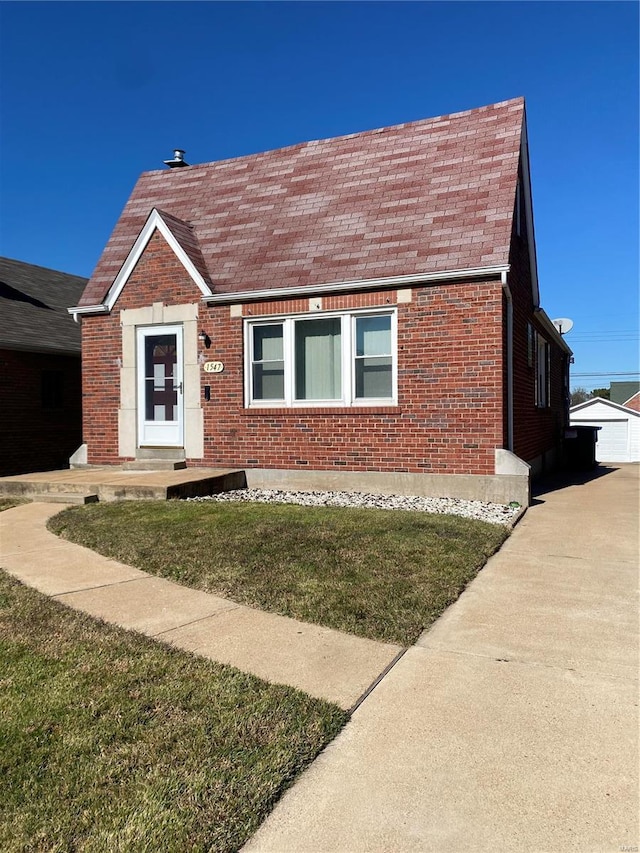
[552,317,574,335]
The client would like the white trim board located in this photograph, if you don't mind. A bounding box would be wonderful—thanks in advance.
[203,264,510,305]
[519,108,540,309]
[98,209,213,315]
[570,397,640,417]
[70,263,511,317]
[107,209,213,309]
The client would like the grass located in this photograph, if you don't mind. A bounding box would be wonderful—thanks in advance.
[0,572,348,853]
[0,498,28,512]
[49,501,508,646]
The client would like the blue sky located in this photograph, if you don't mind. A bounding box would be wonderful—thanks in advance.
[1,1,638,390]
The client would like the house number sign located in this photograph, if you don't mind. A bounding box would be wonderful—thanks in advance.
[203,361,224,374]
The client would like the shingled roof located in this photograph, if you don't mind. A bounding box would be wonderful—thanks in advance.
[0,257,87,354]
[78,97,526,308]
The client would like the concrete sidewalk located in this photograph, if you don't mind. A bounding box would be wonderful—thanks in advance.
[245,465,639,852]
[0,502,401,710]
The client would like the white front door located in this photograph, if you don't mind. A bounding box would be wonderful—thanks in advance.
[137,325,184,447]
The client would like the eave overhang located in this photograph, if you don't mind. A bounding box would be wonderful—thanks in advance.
[0,341,81,357]
[534,307,573,355]
[202,264,511,305]
[520,107,541,309]
[571,397,640,417]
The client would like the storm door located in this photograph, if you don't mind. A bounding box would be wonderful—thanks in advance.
[136,325,184,447]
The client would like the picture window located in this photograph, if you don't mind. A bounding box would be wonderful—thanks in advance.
[246,310,397,407]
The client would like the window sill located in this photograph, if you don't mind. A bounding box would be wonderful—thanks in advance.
[241,406,401,416]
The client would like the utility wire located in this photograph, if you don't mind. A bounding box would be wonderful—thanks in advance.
[572,371,640,377]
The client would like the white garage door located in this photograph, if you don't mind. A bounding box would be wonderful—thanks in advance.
[575,419,629,462]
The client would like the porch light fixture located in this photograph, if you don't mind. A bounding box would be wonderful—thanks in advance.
[198,330,211,348]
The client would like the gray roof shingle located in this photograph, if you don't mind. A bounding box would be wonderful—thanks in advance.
[0,257,87,354]
[610,382,640,405]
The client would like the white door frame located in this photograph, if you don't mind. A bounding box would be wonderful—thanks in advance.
[136,325,184,448]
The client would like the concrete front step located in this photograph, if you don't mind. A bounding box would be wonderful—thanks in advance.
[0,468,248,503]
[27,493,100,505]
[121,460,188,471]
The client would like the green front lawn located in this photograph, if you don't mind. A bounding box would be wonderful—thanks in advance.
[0,498,27,512]
[49,501,508,646]
[0,572,348,853]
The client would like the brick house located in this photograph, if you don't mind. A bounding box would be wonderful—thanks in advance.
[70,98,571,505]
[0,257,87,476]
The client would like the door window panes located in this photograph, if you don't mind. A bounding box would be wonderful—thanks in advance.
[144,335,177,421]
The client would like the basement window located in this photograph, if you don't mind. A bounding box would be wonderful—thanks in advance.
[246,309,397,407]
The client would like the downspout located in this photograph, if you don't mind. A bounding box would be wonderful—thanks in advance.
[501,271,514,451]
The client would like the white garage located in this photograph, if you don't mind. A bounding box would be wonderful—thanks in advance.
[570,397,640,463]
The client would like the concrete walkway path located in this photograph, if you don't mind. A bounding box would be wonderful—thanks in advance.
[0,502,401,710]
[245,465,639,852]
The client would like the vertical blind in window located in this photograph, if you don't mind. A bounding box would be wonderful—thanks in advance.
[295,318,342,401]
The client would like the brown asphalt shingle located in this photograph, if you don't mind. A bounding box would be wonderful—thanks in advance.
[79,97,524,307]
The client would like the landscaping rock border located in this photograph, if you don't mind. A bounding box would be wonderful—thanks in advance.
[187,489,521,526]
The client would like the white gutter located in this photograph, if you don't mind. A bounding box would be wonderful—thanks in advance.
[67,304,110,322]
[534,307,573,355]
[501,271,514,451]
[202,264,510,304]
[67,265,510,316]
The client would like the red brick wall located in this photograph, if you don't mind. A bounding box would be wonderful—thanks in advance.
[0,348,82,476]
[82,231,202,463]
[81,317,121,463]
[508,180,569,468]
[82,232,508,474]
[200,282,504,475]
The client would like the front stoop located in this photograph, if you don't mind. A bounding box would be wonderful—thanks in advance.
[121,460,188,471]
[123,448,187,472]
[0,468,247,503]
[26,493,99,505]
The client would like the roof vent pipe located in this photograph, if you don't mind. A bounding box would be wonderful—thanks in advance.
[164,149,189,168]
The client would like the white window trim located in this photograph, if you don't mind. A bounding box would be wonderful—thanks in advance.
[535,332,550,409]
[244,308,398,408]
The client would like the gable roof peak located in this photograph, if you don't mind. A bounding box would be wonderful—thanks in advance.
[91,208,213,312]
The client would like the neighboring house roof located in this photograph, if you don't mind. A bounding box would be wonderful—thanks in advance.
[78,97,527,308]
[570,397,640,418]
[0,257,87,355]
[609,381,640,405]
[623,391,640,411]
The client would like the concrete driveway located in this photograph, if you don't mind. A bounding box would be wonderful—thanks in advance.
[245,465,639,852]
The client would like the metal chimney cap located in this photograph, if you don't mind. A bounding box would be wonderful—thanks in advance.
[164,149,189,168]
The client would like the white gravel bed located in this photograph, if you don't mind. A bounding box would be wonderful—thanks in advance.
[187,488,521,525]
